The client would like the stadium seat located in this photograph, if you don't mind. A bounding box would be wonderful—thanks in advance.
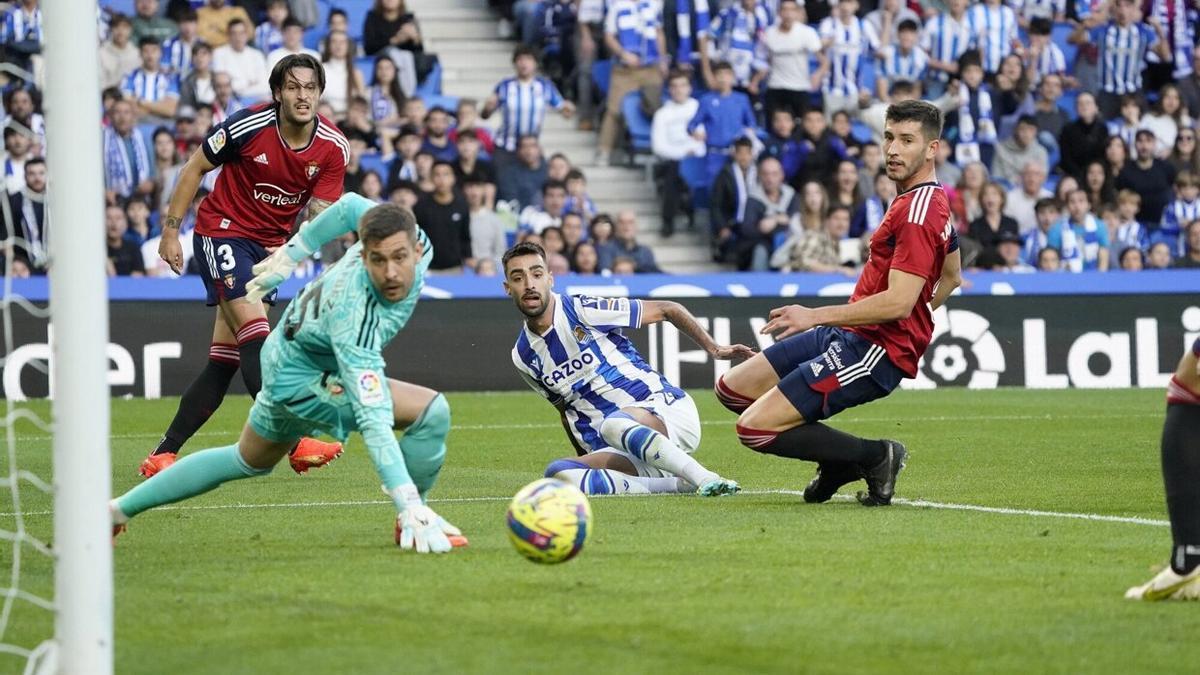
[591,59,612,99]
[420,93,459,112]
[621,91,652,158]
[850,120,873,145]
[1052,22,1077,69]
[354,56,376,81]
[340,0,373,42]
[101,0,136,16]
[415,61,443,98]
[1061,90,1079,120]
[358,152,389,178]
[679,155,710,210]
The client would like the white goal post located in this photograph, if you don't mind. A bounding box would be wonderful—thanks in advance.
[42,1,113,673]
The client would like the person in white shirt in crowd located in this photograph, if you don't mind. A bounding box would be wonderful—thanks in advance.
[751,0,826,120]
[519,179,568,235]
[864,0,920,44]
[651,70,705,237]
[212,18,269,102]
[100,13,142,91]
[993,115,1049,185]
[321,29,365,118]
[267,17,320,73]
[1004,161,1052,234]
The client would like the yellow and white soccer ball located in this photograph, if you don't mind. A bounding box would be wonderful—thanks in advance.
[506,478,593,564]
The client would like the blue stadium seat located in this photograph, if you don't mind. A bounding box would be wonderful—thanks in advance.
[420,93,460,112]
[850,120,873,144]
[1052,22,1077,68]
[592,59,612,99]
[355,56,376,81]
[1061,90,1079,120]
[415,61,443,98]
[358,152,389,178]
[679,155,710,210]
[621,91,652,156]
[101,0,136,16]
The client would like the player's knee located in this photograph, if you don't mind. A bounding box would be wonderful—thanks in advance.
[597,411,635,448]
[734,408,777,453]
[410,393,451,441]
[715,374,753,413]
[544,458,589,479]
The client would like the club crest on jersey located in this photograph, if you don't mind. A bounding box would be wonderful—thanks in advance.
[573,325,592,344]
[358,372,385,404]
[306,161,320,178]
[207,128,226,154]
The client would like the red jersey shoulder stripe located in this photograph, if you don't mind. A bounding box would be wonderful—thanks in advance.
[230,106,275,140]
[316,121,350,165]
[904,184,942,225]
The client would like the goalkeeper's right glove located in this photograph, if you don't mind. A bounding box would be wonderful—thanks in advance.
[244,228,315,304]
[397,504,454,554]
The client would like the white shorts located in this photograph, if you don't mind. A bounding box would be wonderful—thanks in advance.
[591,391,702,478]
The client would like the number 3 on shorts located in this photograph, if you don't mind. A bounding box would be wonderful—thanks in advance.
[216,244,236,271]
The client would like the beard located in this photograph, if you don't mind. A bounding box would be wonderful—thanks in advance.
[517,291,549,318]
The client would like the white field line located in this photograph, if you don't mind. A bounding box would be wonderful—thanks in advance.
[8,412,1162,442]
[0,489,1169,528]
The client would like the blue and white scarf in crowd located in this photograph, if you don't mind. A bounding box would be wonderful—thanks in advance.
[102,126,151,199]
[955,81,995,165]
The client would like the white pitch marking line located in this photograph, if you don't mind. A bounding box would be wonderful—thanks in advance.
[2,490,1170,527]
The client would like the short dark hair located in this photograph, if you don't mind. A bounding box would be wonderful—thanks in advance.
[512,44,539,63]
[711,61,733,74]
[958,49,983,72]
[177,8,198,22]
[192,41,212,56]
[885,99,943,142]
[455,127,480,143]
[227,17,247,30]
[390,179,420,195]
[358,203,417,247]
[827,204,852,219]
[397,124,421,139]
[1016,114,1038,128]
[1029,17,1052,35]
[898,19,919,33]
[667,69,690,84]
[110,13,132,28]
[138,36,162,49]
[542,179,567,195]
[431,159,456,175]
[329,8,347,19]
[732,136,755,151]
[269,54,326,99]
[564,168,585,182]
[282,17,304,30]
[1135,128,1157,142]
[1034,197,1060,213]
[25,156,45,170]
[502,241,547,272]
[425,106,450,120]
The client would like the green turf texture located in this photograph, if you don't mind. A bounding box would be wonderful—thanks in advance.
[4,388,1199,674]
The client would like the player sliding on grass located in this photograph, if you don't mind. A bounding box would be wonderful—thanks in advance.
[715,100,962,506]
[502,242,753,496]
[113,194,467,554]
[1125,336,1200,600]
[140,54,346,479]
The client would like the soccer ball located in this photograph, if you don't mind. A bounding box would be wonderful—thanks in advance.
[506,478,592,564]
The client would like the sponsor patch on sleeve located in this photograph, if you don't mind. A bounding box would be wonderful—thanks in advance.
[207,128,227,154]
[357,371,385,405]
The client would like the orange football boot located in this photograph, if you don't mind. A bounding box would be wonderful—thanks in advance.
[289,437,344,474]
[138,452,177,478]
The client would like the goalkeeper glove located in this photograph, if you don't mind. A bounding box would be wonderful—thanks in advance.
[244,228,315,304]
[392,484,453,554]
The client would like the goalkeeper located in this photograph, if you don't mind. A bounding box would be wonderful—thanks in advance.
[111,194,467,554]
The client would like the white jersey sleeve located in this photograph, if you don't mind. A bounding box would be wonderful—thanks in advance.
[571,295,644,331]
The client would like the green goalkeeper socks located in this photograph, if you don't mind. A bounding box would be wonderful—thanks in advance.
[400,394,450,500]
[113,444,271,520]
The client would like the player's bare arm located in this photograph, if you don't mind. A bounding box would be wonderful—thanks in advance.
[929,247,962,311]
[306,197,333,220]
[158,147,217,274]
[640,301,756,360]
[761,269,926,339]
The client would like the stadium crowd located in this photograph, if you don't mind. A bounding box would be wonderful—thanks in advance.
[2,0,1200,278]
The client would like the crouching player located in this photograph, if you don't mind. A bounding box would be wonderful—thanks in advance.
[502,242,754,496]
[1125,337,1200,600]
[112,194,466,553]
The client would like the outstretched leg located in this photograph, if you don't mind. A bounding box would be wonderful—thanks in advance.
[543,453,693,495]
[598,405,738,496]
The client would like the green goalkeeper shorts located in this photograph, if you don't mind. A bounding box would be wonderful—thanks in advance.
[248,339,359,444]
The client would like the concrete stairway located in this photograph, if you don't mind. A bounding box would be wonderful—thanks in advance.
[409,0,722,273]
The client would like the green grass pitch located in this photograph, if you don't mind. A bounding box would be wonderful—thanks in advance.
[5,388,1200,674]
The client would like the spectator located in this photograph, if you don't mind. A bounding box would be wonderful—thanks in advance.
[151,125,179,198]
[413,150,435,193]
[0,0,42,77]
[102,98,155,205]
[935,139,962,188]
[739,156,798,271]
[864,0,920,39]
[267,17,320,72]
[829,110,861,160]
[965,0,1019,75]
[951,160,989,226]
[1014,0,1066,25]
[1005,161,1052,234]
[361,0,424,98]
[519,180,567,234]
[851,171,895,238]
[710,137,758,262]
[589,213,615,253]
[1179,50,1200,120]
[1036,246,1064,272]
[688,60,757,185]
[1169,127,1200,175]
[573,0,607,130]
[949,51,996,168]
[546,153,571,182]
[1053,174,1079,208]
[1140,0,1191,94]
[105,204,146,277]
[534,0,577,83]
[1143,83,1192,159]
[571,240,601,274]
[1174,221,1200,268]
[414,161,473,272]
[1022,197,1082,271]
[213,19,268,102]
[1117,246,1144,271]
[255,0,289,54]
[753,0,825,119]
[179,42,215,109]
[449,99,495,155]
[610,256,638,275]
[922,0,971,99]
[818,0,878,116]
[1104,134,1129,182]
[196,0,252,49]
[387,179,420,209]
[342,96,381,151]
[829,159,863,214]
[2,88,44,152]
[992,115,1047,185]
[132,0,177,44]
[990,230,1035,272]
[874,19,928,102]
[209,71,244,125]
[1062,188,1110,271]
[162,9,199,75]
[1083,160,1115,211]
[563,170,596,221]
[320,9,351,52]
[858,142,883,198]
[122,37,180,125]
[482,44,573,155]
[992,53,1033,139]
[794,107,848,188]
[496,135,548,208]
[783,203,856,274]
[367,55,406,140]
[651,70,705,235]
[560,212,585,256]
[700,0,770,91]
[453,129,495,207]
[360,170,385,202]
[1071,0,1170,120]
[597,0,666,166]
[1059,92,1109,182]
[969,181,1020,254]
[1024,17,1067,88]
[3,156,46,274]
[420,106,456,162]
[1110,189,1149,258]
[1107,94,1144,155]
[463,178,506,267]
[541,226,569,272]
[1146,240,1174,269]
[1031,73,1069,151]
[1159,169,1200,256]
[320,30,365,117]
[124,197,157,247]
[100,14,141,91]
[769,179,830,271]
[1117,129,1177,226]
[598,210,661,273]
[386,124,421,190]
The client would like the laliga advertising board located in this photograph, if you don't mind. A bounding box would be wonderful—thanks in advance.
[4,295,1198,400]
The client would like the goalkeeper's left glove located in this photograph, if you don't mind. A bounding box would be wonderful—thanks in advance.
[244,227,315,304]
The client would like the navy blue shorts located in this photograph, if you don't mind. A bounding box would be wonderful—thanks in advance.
[193,234,278,307]
[763,326,904,424]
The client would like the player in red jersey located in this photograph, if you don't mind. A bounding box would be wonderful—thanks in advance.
[715,100,963,506]
[140,54,349,478]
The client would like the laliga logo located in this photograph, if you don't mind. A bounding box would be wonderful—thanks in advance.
[904,307,1006,390]
[253,182,303,207]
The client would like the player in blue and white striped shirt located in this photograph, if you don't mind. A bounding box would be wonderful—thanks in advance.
[255,0,289,54]
[482,44,574,153]
[818,0,879,115]
[162,9,199,75]
[1160,170,1200,256]
[874,19,928,102]
[504,241,750,497]
[1011,0,1066,26]
[121,37,180,123]
[1025,17,1067,87]
[0,0,42,72]
[965,0,1019,74]
[1072,0,1170,119]
[922,0,970,98]
[701,0,771,89]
